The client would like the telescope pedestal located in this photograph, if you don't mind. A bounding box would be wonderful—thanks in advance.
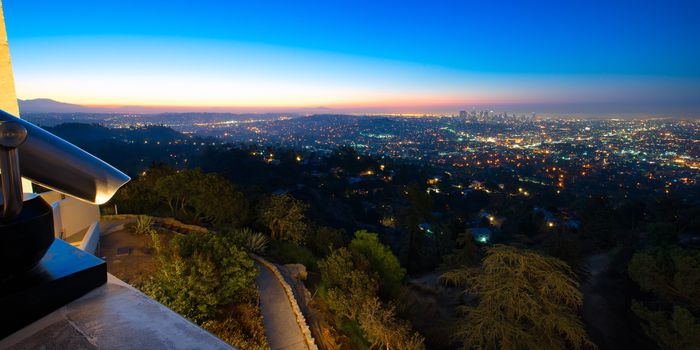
[0,239,106,339]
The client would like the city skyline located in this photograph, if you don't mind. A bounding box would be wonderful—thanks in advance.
[3,1,700,117]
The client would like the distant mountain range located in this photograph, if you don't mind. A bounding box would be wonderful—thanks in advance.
[19,98,93,113]
[17,98,336,114]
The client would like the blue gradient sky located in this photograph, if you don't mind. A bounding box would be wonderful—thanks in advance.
[3,0,700,115]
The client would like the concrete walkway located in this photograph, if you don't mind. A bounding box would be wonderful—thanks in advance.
[255,262,309,350]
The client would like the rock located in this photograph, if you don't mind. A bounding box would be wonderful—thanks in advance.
[284,264,307,280]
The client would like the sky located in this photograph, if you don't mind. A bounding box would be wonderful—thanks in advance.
[3,0,700,116]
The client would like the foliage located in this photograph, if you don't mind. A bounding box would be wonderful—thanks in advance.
[154,168,249,226]
[143,231,258,323]
[319,247,377,319]
[396,184,434,272]
[258,194,309,243]
[202,295,269,350]
[630,302,700,350]
[268,240,318,270]
[133,215,156,235]
[319,247,358,288]
[326,271,378,320]
[441,245,595,350]
[440,230,480,270]
[628,248,700,308]
[230,228,269,254]
[541,231,590,282]
[109,163,175,215]
[628,248,700,349]
[318,247,425,349]
[307,225,346,257]
[358,297,426,350]
[349,230,406,296]
[109,165,248,227]
[645,222,679,247]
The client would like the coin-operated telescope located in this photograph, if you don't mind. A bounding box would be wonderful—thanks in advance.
[0,109,130,276]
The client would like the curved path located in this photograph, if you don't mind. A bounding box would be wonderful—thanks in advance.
[254,262,309,350]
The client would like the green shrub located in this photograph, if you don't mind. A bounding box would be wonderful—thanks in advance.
[134,215,156,235]
[143,231,258,323]
[269,241,318,271]
[349,230,406,297]
[230,228,269,254]
[202,290,269,350]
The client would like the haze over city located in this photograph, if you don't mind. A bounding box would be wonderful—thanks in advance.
[3,0,700,117]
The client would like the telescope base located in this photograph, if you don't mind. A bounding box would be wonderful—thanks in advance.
[0,239,106,339]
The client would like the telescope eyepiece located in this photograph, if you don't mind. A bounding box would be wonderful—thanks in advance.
[0,122,28,149]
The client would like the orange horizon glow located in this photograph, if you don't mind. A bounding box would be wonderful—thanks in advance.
[10,37,700,116]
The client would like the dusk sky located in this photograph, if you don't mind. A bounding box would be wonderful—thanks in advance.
[3,0,700,116]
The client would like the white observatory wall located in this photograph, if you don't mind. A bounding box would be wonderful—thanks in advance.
[1,2,34,192]
[0,1,19,116]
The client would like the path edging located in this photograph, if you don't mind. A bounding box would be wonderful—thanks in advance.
[250,253,318,350]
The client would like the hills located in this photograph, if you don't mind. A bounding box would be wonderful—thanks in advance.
[19,98,91,113]
[17,98,337,114]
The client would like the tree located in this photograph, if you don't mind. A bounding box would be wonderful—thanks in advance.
[144,231,258,323]
[628,248,700,307]
[441,245,595,350]
[319,247,378,319]
[630,303,700,350]
[349,230,406,296]
[359,297,426,350]
[307,225,346,257]
[645,222,679,247]
[628,248,700,349]
[108,163,175,215]
[258,194,308,243]
[154,169,249,226]
[440,230,480,270]
[318,248,425,349]
[397,184,434,272]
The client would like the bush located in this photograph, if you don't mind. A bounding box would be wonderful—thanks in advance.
[133,215,156,235]
[307,225,346,257]
[318,247,425,349]
[269,240,318,271]
[230,228,269,254]
[202,290,269,350]
[349,230,406,297]
[143,231,258,323]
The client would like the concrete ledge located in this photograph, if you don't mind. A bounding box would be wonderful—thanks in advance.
[0,274,235,350]
[79,221,101,254]
[250,254,317,350]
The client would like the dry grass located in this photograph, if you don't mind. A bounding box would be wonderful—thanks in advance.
[98,227,175,287]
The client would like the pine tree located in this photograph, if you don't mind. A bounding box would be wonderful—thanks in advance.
[442,245,596,350]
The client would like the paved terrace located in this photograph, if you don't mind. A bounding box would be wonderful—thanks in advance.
[0,274,234,350]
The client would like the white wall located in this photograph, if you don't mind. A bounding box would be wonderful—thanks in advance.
[42,191,101,238]
[56,197,100,237]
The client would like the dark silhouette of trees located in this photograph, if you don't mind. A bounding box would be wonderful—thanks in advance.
[154,169,249,226]
[258,194,309,243]
[628,248,700,349]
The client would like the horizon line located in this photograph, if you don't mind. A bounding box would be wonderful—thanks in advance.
[17,98,700,119]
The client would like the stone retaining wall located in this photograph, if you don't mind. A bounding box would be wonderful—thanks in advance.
[101,215,209,234]
[250,253,318,350]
